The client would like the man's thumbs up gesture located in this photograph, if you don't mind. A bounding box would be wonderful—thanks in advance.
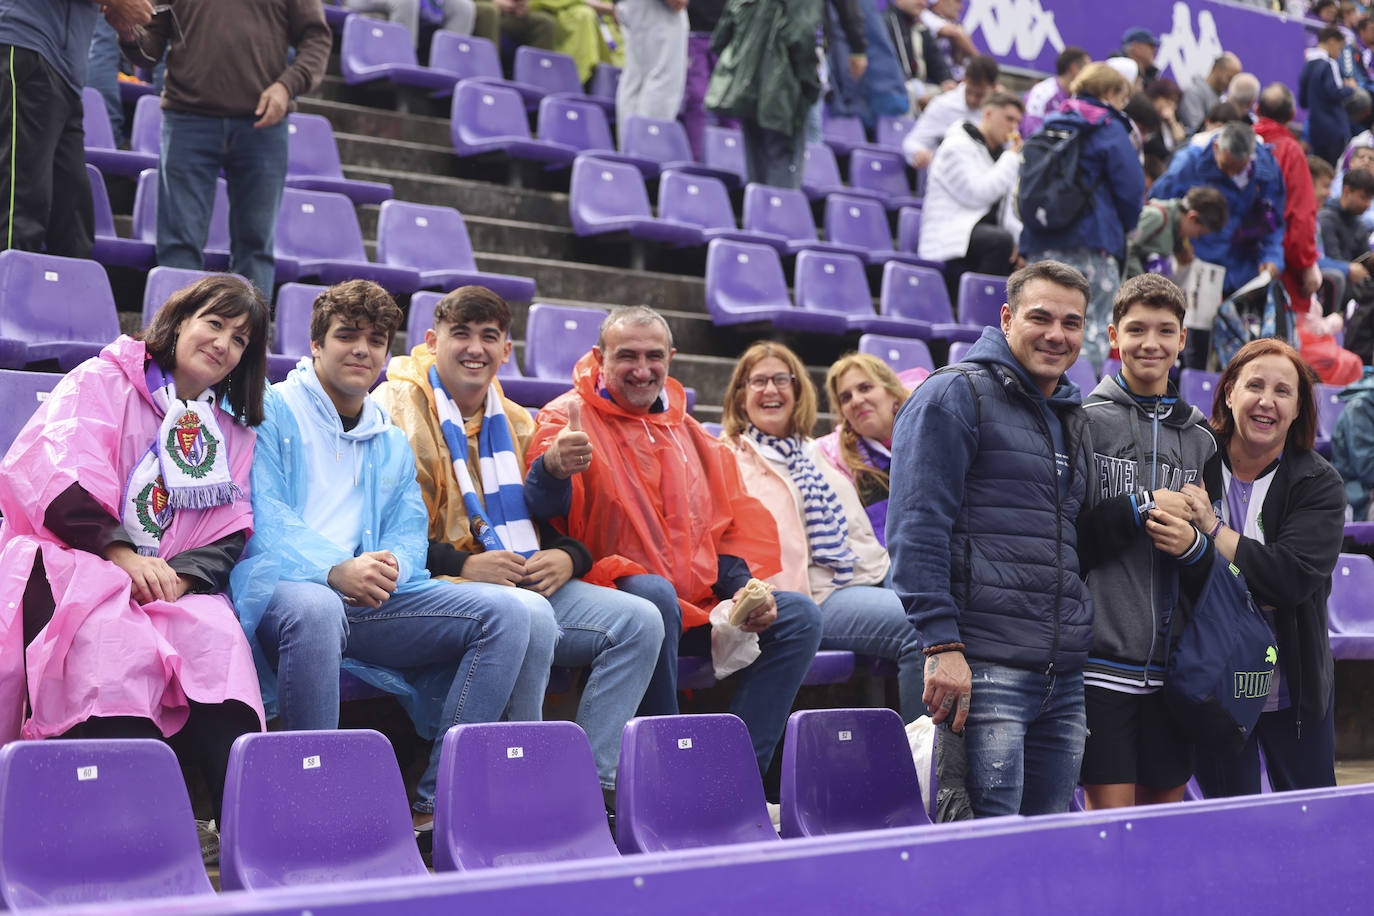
[543,401,594,479]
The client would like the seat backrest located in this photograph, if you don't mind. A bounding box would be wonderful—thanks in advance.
[779,708,929,838]
[1316,383,1346,438]
[875,115,916,149]
[428,31,503,81]
[658,169,735,230]
[956,271,1008,328]
[802,142,844,191]
[1178,369,1222,415]
[514,46,582,96]
[341,16,418,74]
[525,303,607,380]
[822,114,868,151]
[274,282,331,358]
[793,250,874,318]
[569,156,653,231]
[705,238,792,323]
[0,739,214,909]
[948,340,973,363]
[142,266,230,327]
[848,148,913,198]
[80,86,117,149]
[1328,553,1374,633]
[703,125,745,180]
[275,188,368,262]
[623,115,695,165]
[451,80,535,151]
[1066,357,1097,393]
[0,250,120,345]
[538,96,614,153]
[615,714,779,853]
[434,721,618,870]
[742,183,820,243]
[219,729,427,890]
[824,193,892,250]
[129,93,163,156]
[896,205,921,254]
[0,369,60,455]
[879,261,955,325]
[857,334,934,373]
[132,169,232,252]
[287,113,347,181]
[85,163,117,237]
[588,63,622,101]
[377,199,478,273]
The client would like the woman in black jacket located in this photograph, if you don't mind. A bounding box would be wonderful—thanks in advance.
[1180,338,1346,795]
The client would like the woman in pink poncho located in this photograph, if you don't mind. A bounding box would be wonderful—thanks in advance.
[0,275,269,824]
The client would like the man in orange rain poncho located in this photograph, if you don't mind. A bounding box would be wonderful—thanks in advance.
[528,305,822,775]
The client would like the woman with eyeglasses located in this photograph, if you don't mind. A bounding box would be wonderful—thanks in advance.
[720,342,923,721]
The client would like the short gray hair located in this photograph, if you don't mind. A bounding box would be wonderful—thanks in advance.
[1006,261,1090,314]
[1217,121,1256,162]
[1227,72,1260,109]
[597,305,674,351]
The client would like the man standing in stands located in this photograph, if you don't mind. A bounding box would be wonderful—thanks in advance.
[1179,52,1243,134]
[888,261,1095,818]
[1020,46,1088,137]
[1253,83,1322,311]
[528,306,823,779]
[121,0,331,298]
[0,0,152,258]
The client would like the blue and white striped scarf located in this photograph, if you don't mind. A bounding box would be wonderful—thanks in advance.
[429,366,539,557]
[747,425,855,585]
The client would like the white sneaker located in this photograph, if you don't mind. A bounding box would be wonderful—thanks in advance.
[766,802,781,833]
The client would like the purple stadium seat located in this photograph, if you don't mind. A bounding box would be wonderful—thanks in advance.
[701,421,724,438]
[740,183,867,258]
[538,97,657,176]
[274,188,423,293]
[897,206,921,254]
[1328,553,1374,659]
[677,651,854,690]
[286,113,394,205]
[568,155,703,245]
[780,708,930,839]
[219,729,428,890]
[858,334,934,373]
[948,340,973,362]
[677,656,717,690]
[1316,383,1346,438]
[658,169,778,247]
[433,721,618,871]
[86,164,155,269]
[141,266,246,327]
[703,125,746,184]
[515,46,615,117]
[450,79,578,167]
[589,63,621,103]
[272,282,331,367]
[376,200,536,301]
[132,169,241,275]
[81,86,158,177]
[615,713,780,853]
[1178,369,1222,414]
[879,261,978,342]
[429,32,530,102]
[0,739,214,909]
[825,194,930,268]
[821,114,871,157]
[875,114,916,151]
[339,17,460,90]
[802,143,883,204]
[795,250,933,337]
[705,238,819,328]
[1102,356,1122,380]
[0,250,119,370]
[128,93,162,157]
[1345,520,1374,544]
[956,271,1008,329]
[117,74,157,106]
[0,369,57,453]
[524,302,607,381]
[322,0,353,26]
[848,148,921,210]
[622,116,742,187]
[1066,357,1097,393]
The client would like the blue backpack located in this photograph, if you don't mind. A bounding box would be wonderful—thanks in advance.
[1163,552,1277,754]
[1017,115,1103,232]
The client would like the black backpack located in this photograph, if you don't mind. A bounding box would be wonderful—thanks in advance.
[1017,116,1104,233]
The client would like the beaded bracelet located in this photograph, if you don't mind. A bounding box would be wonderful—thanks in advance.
[922,642,966,657]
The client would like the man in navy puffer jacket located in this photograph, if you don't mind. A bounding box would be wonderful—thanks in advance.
[888,260,1095,819]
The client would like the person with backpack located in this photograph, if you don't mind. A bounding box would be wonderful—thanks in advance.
[1018,62,1145,374]
[1123,187,1229,280]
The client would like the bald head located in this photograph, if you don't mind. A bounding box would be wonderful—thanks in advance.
[1257,82,1295,124]
[1228,72,1260,112]
[1210,52,1242,92]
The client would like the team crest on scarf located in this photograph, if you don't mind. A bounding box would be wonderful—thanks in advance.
[133,473,175,541]
[166,410,219,479]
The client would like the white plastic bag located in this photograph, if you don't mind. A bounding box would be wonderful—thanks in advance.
[906,715,935,816]
[709,600,761,679]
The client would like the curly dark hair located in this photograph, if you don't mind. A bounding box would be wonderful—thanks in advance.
[309,280,404,347]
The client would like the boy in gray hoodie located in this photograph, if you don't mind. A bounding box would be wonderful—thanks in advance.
[1077,273,1217,809]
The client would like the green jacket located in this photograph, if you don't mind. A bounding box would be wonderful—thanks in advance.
[705,0,823,137]
[1125,198,1184,279]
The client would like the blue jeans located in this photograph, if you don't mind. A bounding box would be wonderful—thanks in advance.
[962,660,1086,817]
[86,20,126,146]
[255,580,529,812]
[819,584,924,722]
[497,578,663,789]
[621,577,823,772]
[158,109,288,298]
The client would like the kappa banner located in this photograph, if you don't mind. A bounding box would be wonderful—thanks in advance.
[961,0,1308,92]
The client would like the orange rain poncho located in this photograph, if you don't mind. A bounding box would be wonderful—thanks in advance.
[527,351,782,630]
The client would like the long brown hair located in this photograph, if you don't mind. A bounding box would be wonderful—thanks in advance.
[1211,337,1319,453]
[721,341,817,439]
[824,353,910,491]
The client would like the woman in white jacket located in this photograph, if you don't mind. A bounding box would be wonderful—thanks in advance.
[720,342,924,721]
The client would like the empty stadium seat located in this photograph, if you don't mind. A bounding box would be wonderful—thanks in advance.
[820,114,870,157]
[588,63,621,103]
[1316,383,1346,439]
[1066,357,1098,393]
[81,86,158,177]
[0,369,58,454]
[0,739,214,909]
[615,713,780,853]
[132,168,237,273]
[955,272,1008,330]
[795,250,934,337]
[825,194,930,268]
[268,282,330,380]
[705,238,838,330]
[286,113,394,205]
[847,148,921,210]
[538,97,656,176]
[802,143,882,204]
[141,265,245,327]
[339,17,459,90]
[779,708,930,838]
[1328,553,1374,659]
[86,163,156,269]
[896,206,921,254]
[741,183,867,258]
[219,729,428,890]
[879,262,979,342]
[524,302,607,381]
[433,721,618,870]
[658,170,774,246]
[428,32,541,104]
[274,188,423,293]
[376,200,537,301]
[874,115,916,151]
[128,93,162,158]
[622,116,741,188]
[858,334,934,373]
[1178,369,1222,414]
[515,46,613,117]
[703,125,746,184]
[0,251,120,370]
[568,155,702,246]
[450,79,578,167]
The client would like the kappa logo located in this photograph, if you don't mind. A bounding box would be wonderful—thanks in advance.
[1156,1,1225,85]
[962,0,1064,62]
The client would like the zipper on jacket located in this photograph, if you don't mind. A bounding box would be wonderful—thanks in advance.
[1143,395,1161,687]
[1013,375,1067,672]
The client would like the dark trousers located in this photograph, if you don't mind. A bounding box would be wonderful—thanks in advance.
[944,223,1015,302]
[1193,701,1336,797]
[0,45,93,258]
[740,118,807,190]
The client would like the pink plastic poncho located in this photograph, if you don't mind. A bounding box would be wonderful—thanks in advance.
[0,337,265,743]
